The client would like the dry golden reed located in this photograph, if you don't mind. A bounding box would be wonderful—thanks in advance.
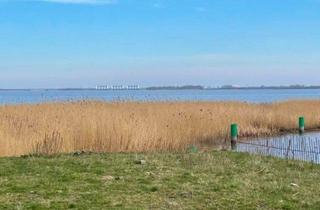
[0,100,320,156]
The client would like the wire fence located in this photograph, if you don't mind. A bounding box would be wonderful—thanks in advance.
[236,134,320,164]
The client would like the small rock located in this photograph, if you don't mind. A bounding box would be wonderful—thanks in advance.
[167,200,178,207]
[290,183,299,187]
[145,172,155,176]
[134,160,146,165]
[179,191,193,198]
[73,151,86,156]
[102,175,114,181]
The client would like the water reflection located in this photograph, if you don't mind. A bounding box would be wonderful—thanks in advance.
[1,89,320,104]
[236,132,320,163]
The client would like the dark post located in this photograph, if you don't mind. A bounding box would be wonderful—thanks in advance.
[299,117,305,134]
[231,124,238,150]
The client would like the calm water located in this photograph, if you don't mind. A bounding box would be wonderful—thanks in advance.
[0,89,320,104]
[237,132,320,164]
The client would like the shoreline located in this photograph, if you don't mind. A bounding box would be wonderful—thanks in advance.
[239,127,320,139]
[2,86,320,91]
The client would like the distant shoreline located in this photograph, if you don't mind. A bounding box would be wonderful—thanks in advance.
[1,86,320,91]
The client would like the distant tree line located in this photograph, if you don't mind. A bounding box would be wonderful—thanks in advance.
[146,85,204,90]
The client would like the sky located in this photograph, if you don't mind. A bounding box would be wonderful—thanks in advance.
[0,0,319,88]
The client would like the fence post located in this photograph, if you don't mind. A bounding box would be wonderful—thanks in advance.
[299,117,305,134]
[231,124,238,150]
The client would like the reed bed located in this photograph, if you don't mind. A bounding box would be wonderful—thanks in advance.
[0,100,320,156]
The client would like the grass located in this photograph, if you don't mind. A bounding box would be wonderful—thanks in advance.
[1,100,320,156]
[0,151,320,209]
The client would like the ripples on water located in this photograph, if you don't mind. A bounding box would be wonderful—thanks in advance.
[236,132,320,164]
[1,89,320,104]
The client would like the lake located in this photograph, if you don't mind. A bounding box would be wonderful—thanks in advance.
[0,89,320,104]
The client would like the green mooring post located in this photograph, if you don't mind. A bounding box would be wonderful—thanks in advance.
[231,124,238,150]
[299,117,305,134]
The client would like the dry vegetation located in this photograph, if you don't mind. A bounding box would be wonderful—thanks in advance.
[0,100,320,157]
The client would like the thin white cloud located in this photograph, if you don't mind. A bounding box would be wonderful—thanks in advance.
[31,0,117,5]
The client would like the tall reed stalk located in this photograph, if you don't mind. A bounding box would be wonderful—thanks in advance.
[0,100,319,156]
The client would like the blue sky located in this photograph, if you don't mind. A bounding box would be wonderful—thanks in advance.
[0,0,319,88]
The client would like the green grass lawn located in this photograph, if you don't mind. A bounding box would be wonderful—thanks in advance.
[0,151,320,210]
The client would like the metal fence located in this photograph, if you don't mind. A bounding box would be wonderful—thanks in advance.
[235,135,320,164]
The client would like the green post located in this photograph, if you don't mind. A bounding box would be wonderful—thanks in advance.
[299,117,305,134]
[231,124,238,150]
